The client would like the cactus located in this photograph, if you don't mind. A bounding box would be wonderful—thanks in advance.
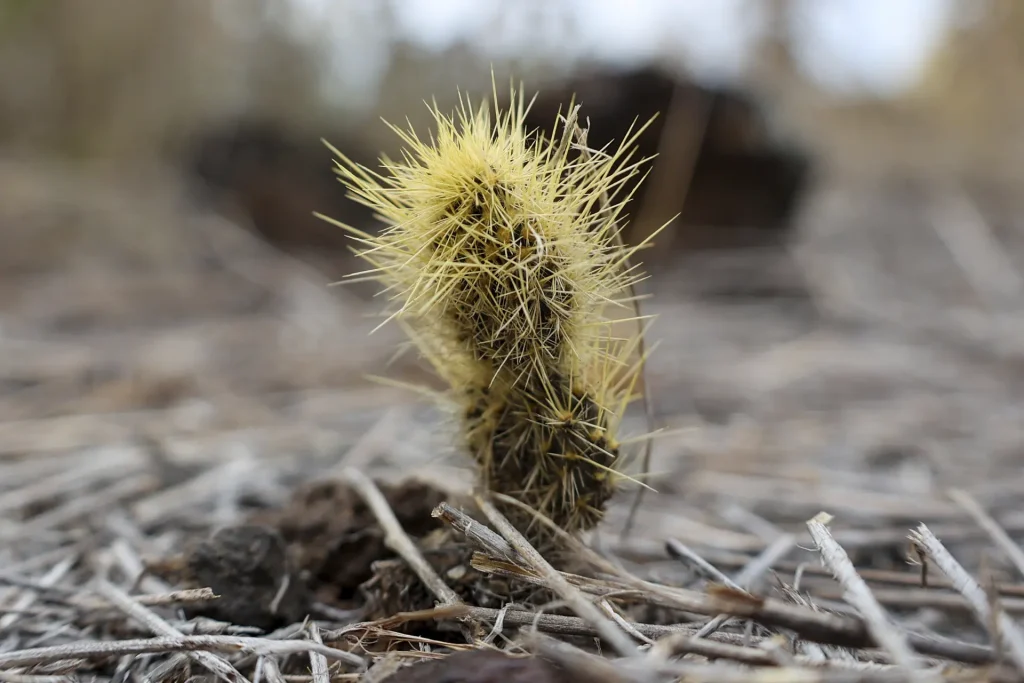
[320,78,661,543]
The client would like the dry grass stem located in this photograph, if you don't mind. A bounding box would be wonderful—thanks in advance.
[474,495,639,657]
[342,468,461,607]
[91,578,253,682]
[666,538,741,587]
[948,488,1024,580]
[306,622,330,683]
[468,540,993,663]
[0,556,76,633]
[0,635,365,671]
[431,501,524,564]
[808,513,924,670]
[693,532,797,639]
[910,524,1024,673]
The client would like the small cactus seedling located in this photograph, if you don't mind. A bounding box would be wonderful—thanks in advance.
[319,78,662,543]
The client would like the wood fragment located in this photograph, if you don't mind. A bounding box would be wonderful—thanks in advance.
[432,501,524,565]
[808,512,923,670]
[911,524,1024,673]
[307,622,330,683]
[343,468,461,607]
[949,488,1024,581]
[92,578,253,682]
[474,495,639,658]
[0,634,366,670]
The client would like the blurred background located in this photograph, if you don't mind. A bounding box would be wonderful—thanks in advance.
[4,0,1024,512]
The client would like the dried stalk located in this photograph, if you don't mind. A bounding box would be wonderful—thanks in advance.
[431,502,523,565]
[468,549,990,662]
[808,513,923,670]
[92,578,251,682]
[307,622,330,683]
[911,524,1024,673]
[473,495,639,657]
[342,468,460,607]
[949,488,1024,580]
[0,635,365,670]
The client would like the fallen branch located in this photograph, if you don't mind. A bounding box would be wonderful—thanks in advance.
[0,635,366,670]
[911,523,1024,673]
[808,512,923,671]
[474,495,639,657]
[343,468,461,607]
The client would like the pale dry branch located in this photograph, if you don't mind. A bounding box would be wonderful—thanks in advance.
[808,513,923,670]
[431,501,523,565]
[307,622,330,683]
[949,488,1024,581]
[0,635,366,671]
[0,556,75,633]
[911,524,1024,673]
[92,578,251,682]
[342,468,461,607]
[693,531,797,639]
[474,495,639,658]
[469,546,990,663]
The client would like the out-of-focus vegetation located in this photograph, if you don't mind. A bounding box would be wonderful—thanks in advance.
[0,0,335,162]
[2,0,1024,276]
[1,0,1016,175]
[749,0,1024,185]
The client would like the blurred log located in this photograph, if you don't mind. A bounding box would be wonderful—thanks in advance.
[184,120,373,254]
[521,66,812,261]
[182,67,813,298]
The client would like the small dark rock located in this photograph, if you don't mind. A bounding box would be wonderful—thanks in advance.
[182,524,312,630]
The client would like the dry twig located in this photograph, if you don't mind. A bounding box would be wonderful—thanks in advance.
[0,635,365,670]
[342,468,461,607]
[469,547,991,664]
[693,531,796,639]
[911,524,1024,673]
[808,512,923,670]
[307,622,330,683]
[431,502,523,564]
[473,495,639,657]
[91,578,252,682]
[949,488,1024,580]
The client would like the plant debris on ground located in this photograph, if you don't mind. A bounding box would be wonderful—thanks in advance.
[5,160,1024,681]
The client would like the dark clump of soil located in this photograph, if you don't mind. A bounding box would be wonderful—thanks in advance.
[249,478,550,627]
[248,478,449,607]
[379,649,583,683]
[359,534,544,625]
[248,476,554,634]
[179,525,313,631]
[159,476,554,636]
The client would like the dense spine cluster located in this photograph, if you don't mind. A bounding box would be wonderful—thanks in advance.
[322,81,657,541]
